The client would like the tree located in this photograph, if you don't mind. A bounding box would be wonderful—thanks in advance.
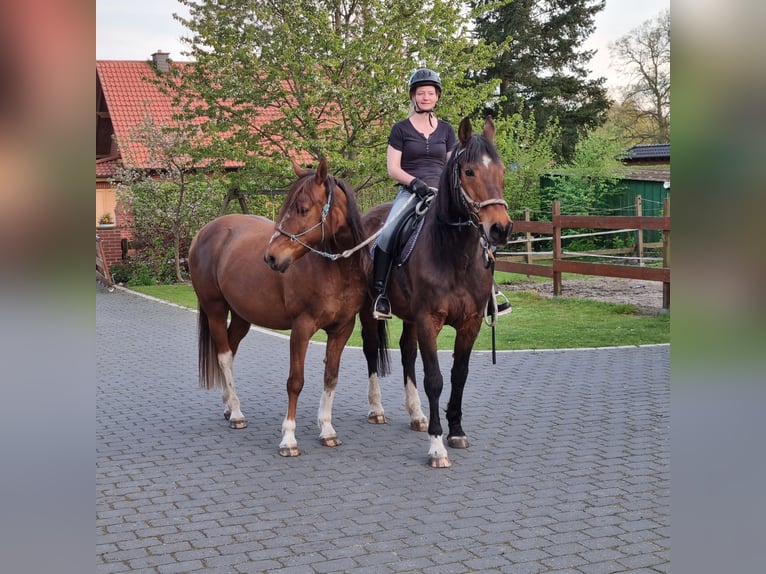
[493,112,561,215]
[472,0,612,160]
[609,9,670,143]
[114,113,221,283]
[543,123,628,218]
[170,0,504,207]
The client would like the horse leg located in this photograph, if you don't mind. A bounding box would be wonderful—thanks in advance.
[317,320,354,447]
[445,322,481,449]
[400,323,427,431]
[418,324,451,468]
[200,303,248,429]
[279,322,311,457]
[361,305,387,424]
[218,312,252,429]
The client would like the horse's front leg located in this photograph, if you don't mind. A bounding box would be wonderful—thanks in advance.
[317,320,355,447]
[279,324,312,457]
[417,321,450,468]
[400,322,427,431]
[445,320,481,449]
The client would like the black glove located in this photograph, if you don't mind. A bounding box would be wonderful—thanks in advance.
[409,178,430,198]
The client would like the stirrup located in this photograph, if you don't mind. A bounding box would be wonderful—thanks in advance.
[373,294,392,320]
[487,291,512,318]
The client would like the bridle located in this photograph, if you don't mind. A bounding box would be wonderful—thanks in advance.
[275,176,340,260]
[448,147,508,228]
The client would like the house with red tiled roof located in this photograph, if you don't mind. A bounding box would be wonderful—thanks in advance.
[96,51,181,266]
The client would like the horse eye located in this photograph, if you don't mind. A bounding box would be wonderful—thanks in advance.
[464,168,475,177]
[296,205,309,217]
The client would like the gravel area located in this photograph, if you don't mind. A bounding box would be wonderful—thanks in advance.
[501,275,667,314]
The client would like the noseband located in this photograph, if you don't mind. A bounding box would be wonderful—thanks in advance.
[275,176,339,260]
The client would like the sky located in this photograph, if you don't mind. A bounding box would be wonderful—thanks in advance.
[96,0,669,94]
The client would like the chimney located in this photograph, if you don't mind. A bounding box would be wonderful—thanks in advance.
[151,50,170,72]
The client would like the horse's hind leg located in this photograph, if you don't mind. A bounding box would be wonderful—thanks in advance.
[401,323,427,431]
[219,312,251,429]
[317,320,355,447]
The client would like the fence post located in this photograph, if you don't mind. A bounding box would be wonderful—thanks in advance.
[552,200,562,296]
[635,195,644,266]
[662,197,670,311]
[524,207,532,270]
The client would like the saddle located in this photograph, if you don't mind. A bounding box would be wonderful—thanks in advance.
[373,194,432,266]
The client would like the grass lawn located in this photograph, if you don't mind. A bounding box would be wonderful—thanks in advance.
[127,275,669,351]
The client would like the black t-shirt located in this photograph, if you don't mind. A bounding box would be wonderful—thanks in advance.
[387,117,456,188]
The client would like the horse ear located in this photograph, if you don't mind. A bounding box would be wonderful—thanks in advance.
[315,157,328,184]
[290,157,308,177]
[483,116,495,143]
[458,116,473,146]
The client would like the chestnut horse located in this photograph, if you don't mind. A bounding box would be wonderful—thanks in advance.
[188,158,367,456]
[360,116,513,468]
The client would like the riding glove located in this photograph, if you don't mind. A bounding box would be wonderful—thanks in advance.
[409,178,431,198]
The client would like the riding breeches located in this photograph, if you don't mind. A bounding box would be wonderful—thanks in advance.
[376,187,415,254]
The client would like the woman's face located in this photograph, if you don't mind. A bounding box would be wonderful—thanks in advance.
[412,85,439,111]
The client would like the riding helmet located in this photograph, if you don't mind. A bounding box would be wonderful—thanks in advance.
[408,68,442,96]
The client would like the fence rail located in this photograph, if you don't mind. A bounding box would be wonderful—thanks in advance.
[496,198,671,310]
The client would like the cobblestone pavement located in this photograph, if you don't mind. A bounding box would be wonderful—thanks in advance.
[97,286,669,573]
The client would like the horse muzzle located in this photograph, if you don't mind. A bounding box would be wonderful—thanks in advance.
[264,251,291,273]
[483,218,513,247]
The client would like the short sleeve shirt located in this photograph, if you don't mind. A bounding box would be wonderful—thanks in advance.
[387,118,456,188]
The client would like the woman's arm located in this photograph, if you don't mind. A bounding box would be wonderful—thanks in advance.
[386,145,414,187]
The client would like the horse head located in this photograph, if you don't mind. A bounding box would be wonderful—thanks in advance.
[265,157,358,272]
[443,116,513,247]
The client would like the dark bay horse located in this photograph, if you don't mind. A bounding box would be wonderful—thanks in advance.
[360,116,513,468]
[188,158,368,456]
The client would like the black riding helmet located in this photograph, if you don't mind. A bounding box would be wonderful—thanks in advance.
[408,68,442,97]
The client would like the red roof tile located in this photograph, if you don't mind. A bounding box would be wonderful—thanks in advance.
[96,154,122,179]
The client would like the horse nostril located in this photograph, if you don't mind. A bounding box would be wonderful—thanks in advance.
[264,253,275,267]
[490,222,511,245]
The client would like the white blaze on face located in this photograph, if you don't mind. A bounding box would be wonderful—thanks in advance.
[481,154,492,168]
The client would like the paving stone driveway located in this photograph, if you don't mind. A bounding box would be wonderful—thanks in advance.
[97,286,669,573]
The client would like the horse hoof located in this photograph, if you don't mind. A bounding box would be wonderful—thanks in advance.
[448,436,469,449]
[428,456,452,469]
[368,413,387,424]
[320,436,342,447]
[279,446,300,457]
[229,419,247,429]
[410,419,428,432]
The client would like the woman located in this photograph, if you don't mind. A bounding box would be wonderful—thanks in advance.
[372,68,510,320]
[371,68,456,319]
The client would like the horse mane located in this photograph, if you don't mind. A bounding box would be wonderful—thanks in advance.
[333,177,366,249]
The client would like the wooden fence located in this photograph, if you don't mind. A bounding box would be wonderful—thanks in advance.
[495,198,671,310]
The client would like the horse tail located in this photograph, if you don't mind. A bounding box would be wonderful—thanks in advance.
[197,307,225,390]
[377,320,391,377]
